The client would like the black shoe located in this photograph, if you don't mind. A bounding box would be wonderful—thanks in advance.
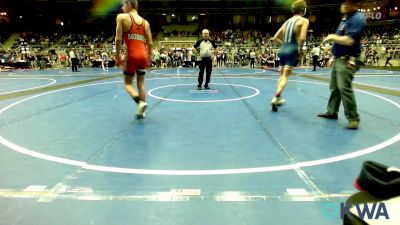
[272,103,278,112]
[271,96,280,112]
[197,85,201,90]
[204,85,210,89]
[348,120,359,129]
[317,112,338,120]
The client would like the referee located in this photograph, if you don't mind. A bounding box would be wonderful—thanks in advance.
[193,29,217,90]
[311,44,320,71]
[69,48,78,72]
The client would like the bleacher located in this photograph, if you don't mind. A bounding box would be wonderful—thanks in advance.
[1,22,400,70]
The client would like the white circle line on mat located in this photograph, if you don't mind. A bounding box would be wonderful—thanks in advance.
[150,68,266,75]
[0,77,399,175]
[148,83,260,103]
[0,78,56,95]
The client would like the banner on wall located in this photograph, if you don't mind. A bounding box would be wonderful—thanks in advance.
[363,11,383,20]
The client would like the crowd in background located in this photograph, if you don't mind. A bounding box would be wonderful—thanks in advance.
[0,31,116,70]
[1,24,399,71]
[153,24,400,69]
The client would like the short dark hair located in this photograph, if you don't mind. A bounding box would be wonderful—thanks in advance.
[291,0,306,14]
[124,0,138,9]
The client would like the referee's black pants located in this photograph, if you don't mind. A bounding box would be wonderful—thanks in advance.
[198,57,212,87]
[250,58,255,68]
[71,58,79,72]
[312,55,319,71]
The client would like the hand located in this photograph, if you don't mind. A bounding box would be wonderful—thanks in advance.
[322,34,335,43]
[346,62,355,69]
[346,58,356,70]
[116,56,122,67]
[327,58,333,67]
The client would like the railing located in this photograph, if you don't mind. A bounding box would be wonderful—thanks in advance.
[159,40,197,49]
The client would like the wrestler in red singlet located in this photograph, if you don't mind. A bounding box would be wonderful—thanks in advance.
[122,13,149,76]
[115,0,153,119]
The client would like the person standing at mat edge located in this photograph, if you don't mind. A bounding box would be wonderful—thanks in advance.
[69,48,78,72]
[115,0,153,119]
[311,44,321,71]
[270,0,309,112]
[193,29,217,90]
[318,0,366,129]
